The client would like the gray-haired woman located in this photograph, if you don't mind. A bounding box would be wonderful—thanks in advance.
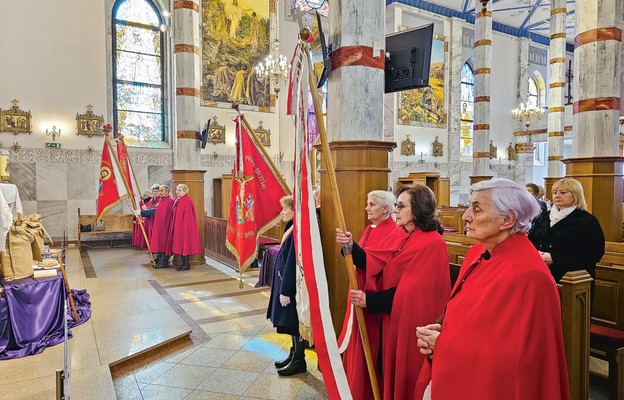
[416,178,570,400]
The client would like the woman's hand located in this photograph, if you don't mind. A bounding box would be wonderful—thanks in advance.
[336,228,353,247]
[349,289,367,308]
[416,323,442,357]
[279,294,291,307]
[539,251,553,265]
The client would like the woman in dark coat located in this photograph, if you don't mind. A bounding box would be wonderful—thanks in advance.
[267,195,306,376]
[528,178,605,284]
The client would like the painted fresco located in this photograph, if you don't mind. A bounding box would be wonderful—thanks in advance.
[398,35,447,128]
[202,0,271,111]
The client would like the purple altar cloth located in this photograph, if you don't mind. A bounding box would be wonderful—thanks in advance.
[255,245,280,288]
[0,271,92,360]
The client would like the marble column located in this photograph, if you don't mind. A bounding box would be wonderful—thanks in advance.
[173,0,205,257]
[546,0,567,180]
[446,17,463,205]
[569,0,623,241]
[515,142,535,184]
[322,0,388,335]
[515,37,530,183]
[173,0,201,170]
[471,1,493,183]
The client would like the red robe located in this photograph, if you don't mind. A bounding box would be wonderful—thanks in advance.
[150,196,174,254]
[339,216,397,400]
[132,197,152,248]
[366,227,450,400]
[168,194,201,256]
[423,234,570,400]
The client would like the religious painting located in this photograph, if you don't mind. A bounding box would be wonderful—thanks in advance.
[397,34,447,128]
[76,105,104,138]
[207,117,226,144]
[0,99,32,135]
[201,0,272,112]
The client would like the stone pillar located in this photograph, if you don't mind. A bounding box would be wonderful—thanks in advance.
[324,0,387,335]
[172,170,206,265]
[515,37,531,183]
[173,0,202,170]
[546,0,567,182]
[470,1,493,184]
[173,0,205,262]
[446,17,463,205]
[569,0,622,241]
[515,142,535,184]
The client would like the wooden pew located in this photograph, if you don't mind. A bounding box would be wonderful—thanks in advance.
[77,208,133,249]
[438,206,466,234]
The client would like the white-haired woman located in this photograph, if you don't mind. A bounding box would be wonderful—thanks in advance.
[528,178,604,285]
[168,184,201,271]
[337,190,397,400]
[416,178,570,400]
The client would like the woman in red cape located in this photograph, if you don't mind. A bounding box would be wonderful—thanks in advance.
[337,190,397,400]
[416,178,570,400]
[337,184,450,400]
[168,184,201,271]
[149,185,174,268]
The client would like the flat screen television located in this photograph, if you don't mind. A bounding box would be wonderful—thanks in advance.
[385,23,434,94]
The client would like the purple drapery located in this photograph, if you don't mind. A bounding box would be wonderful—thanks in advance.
[0,272,92,360]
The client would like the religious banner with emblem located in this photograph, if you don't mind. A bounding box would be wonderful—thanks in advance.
[116,137,141,209]
[96,138,128,221]
[225,115,288,273]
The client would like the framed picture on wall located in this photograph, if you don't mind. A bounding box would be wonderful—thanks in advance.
[76,105,104,137]
[0,99,32,135]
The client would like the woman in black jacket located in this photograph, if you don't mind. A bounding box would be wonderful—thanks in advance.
[266,195,306,376]
[528,178,605,284]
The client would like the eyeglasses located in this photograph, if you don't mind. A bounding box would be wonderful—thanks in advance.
[394,202,409,210]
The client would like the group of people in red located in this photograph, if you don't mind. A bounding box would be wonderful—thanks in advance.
[133,182,202,271]
[336,178,572,400]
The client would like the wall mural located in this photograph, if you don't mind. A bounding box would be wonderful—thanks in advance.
[397,34,447,128]
[202,0,271,111]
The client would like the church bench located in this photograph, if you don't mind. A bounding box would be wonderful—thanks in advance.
[77,208,134,249]
[438,206,466,234]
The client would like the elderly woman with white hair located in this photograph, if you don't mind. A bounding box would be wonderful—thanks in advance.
[415,178,570,400]
[337,190,397,400]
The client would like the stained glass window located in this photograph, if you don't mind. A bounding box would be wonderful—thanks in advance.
[113,0,165,143]
[460,62,474,161]
[295,0,329,17]
[527,76,539,109]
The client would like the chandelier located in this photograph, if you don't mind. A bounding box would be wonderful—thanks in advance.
[511,103,545,131]
[256,40,290,98]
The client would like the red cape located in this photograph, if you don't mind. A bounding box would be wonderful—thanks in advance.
[168,194,201,256]
[422,234,570,400]
[132,197,155,248]
[150,196,174,253]
[366,227,450,400]
[339,216,397,400]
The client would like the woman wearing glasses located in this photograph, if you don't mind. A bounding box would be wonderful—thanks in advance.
[336,184,450,400]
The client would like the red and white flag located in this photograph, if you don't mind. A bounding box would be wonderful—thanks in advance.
[291,39,352,400]
[96,139,128,221]
[116,137,141,208]
[225,116,289,273]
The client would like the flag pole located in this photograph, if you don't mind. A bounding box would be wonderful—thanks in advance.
[300,28,381,400]
[105,136,157,268]
[231,103,292,195]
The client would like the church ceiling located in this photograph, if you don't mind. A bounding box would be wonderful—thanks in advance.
[389,0,575,49]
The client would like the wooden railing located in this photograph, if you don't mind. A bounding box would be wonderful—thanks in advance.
[204,216,237,268]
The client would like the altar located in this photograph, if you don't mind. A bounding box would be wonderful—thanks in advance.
[0,271,91,360]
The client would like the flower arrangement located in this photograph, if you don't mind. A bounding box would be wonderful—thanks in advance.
[102,123,113,136]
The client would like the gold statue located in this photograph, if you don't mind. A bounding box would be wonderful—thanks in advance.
[506,143,518,161]
[489,140,497,159]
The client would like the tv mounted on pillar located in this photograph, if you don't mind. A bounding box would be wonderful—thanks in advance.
[384,23,434,94]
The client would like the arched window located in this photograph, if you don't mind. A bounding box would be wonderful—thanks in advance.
[112,0,165,143]
[527,71,546,109]
[460,62,474,161]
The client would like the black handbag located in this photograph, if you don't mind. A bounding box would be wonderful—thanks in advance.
[80,224,93,232]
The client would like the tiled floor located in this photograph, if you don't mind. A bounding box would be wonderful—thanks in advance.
[0,245,612,399]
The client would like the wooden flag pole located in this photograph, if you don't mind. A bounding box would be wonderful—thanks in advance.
[105,137,156,267]
[57,253,79,323]
[300,28,381,400]
[231,103,292,195]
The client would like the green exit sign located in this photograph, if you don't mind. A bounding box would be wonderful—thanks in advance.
[45,142,61,148]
